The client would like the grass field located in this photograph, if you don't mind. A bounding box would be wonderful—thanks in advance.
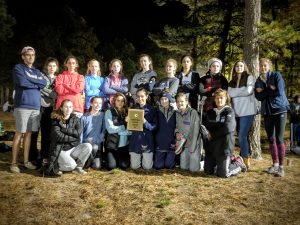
[0,111,300,225]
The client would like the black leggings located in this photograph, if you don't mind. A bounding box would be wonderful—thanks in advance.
[264,113,287,145]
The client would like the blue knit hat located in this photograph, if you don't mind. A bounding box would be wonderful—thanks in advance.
[160,92,175,103]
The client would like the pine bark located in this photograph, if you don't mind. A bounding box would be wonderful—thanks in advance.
[244,0,262,159]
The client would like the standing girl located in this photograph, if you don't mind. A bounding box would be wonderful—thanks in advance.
[255,58,290,177]
[153,58,179,106]
[199,58,228,117]
[81,96,106,169]
[105,93,131,170]
[49,99,92,174]
[103,59,129,109]
[55,56,85,117]
[129,88,157,170]
[154,92,176,170]
[176,55,200,110]
[31,57,59,166]
[84,59,105,112]
[29,57,59,164]
[228,60,256,169]
[130,54,157,102]
[175,92,201,172]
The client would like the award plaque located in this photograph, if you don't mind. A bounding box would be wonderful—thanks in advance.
[127,109,144,131]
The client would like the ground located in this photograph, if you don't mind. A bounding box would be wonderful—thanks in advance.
[0,111,300,225]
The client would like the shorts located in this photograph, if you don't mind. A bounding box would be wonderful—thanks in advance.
[13,108,40,133]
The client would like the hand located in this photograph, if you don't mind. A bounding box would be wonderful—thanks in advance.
[125,116,129,123]
[87,137,93,144]
[256,87,263,93]
[269,85,276,90]
[144,118,147,124]
[206,87,212,92]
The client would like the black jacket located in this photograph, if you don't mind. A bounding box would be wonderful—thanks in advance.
[47,114,82,171]
[204,106,235,157]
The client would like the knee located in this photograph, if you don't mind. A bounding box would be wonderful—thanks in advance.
[217,170,228,178]
[83,143,93,153]
[130,163,141,170]
[268,137,276,144]
[142,164,153,170]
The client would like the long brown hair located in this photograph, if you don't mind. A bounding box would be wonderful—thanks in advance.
[111,93,127,117]
[51,99,73,121]
[229,60,250,88]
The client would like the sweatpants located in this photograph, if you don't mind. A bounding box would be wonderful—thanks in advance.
[129,152,153,170]
[180,147,201,172]
[58,143,92,171]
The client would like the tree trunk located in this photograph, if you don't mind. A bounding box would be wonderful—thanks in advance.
[219,0,234,65]
[244,0,262,159]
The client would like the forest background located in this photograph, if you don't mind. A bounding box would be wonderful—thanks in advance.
[0,0,299,97]
[1,1,300,224]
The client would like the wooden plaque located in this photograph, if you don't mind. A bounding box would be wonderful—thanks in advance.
[127,109,144,131]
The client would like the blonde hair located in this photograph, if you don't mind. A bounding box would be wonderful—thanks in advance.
[165,58,178,71]
[259,58,273,71]
[175,92,188,101]
[214,89,231,106]
[86,59,101,76]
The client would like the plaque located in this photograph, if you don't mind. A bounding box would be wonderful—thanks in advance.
[127,109,144,131]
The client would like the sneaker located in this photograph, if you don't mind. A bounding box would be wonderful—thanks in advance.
[235,156,247,172]
[24,161,37,170]
[10,164,20,173]
[267,166,279,174]
[175,138,186,155]
[56,171,63,176]
[275,167,284,177]
[72,167,87,175]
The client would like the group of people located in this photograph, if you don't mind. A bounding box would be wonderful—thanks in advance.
[9,46,291,178]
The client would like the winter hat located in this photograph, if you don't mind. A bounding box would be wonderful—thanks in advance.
[207,58,222,69]
[21,46,35,55]
[160,92,175,103]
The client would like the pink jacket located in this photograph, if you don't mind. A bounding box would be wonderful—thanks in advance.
[55,71,85,113]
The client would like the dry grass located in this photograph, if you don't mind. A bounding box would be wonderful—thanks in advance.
[0,111,300,225]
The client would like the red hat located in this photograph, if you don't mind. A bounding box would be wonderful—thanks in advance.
[21,46,35,55]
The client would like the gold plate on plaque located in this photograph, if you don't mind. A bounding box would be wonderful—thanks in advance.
[127,109,144,131]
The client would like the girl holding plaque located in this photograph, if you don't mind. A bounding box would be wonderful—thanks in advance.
[128,88,157,170]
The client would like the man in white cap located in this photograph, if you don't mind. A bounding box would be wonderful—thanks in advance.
[10,46,47,173]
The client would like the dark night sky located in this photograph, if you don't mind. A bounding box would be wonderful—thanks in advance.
[6,0,187,44]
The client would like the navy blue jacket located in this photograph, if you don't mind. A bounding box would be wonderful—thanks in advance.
[13,64,47,110]
[155,106,176,151]
[129,104,157,153]
[255,71,290,115]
